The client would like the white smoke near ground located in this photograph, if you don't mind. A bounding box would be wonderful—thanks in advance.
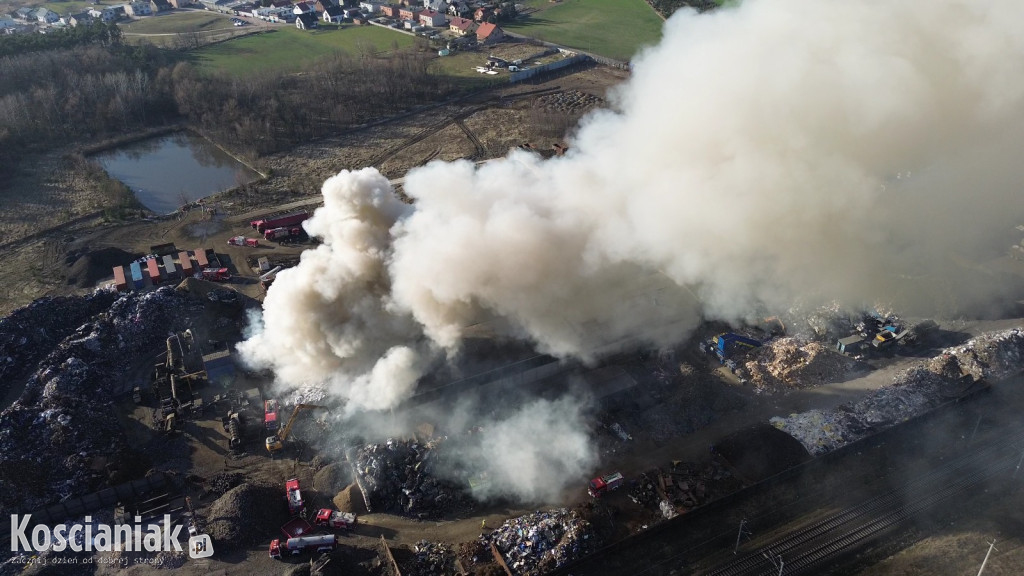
[240,0,1024,499]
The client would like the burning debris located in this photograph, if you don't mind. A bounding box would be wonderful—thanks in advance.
[481,508,599,576]
[627,460,740,518]
[353,438,474,518]
[771,328,1024,455]
[745,337,859,391]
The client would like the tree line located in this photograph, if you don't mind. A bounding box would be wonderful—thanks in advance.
[0,35,459,184]
[0,21,123,58]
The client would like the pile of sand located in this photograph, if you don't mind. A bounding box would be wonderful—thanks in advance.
[313,463,351,494]
[333,483,367,515]
[206,482,288,548]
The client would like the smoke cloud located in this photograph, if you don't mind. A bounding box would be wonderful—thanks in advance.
[240,0,1024,498]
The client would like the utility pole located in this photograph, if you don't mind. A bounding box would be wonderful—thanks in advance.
[762,550,784,576]
[970,415,982,443]
[976,540,997,576]
[734,518,749,555]
[1014,449,1024,479]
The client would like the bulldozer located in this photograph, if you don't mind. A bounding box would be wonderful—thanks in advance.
[265,404,326,454]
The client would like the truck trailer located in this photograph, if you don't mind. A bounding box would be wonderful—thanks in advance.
[112,266,128,292]
[146,258,161,285]
[269,534,335,559]
[251,211,309,234]
[129,262,144,289]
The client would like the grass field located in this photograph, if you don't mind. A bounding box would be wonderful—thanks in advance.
[192,25,417,75]
[428,50,505,86]
[120,11,233,34]
[505,0,664,61]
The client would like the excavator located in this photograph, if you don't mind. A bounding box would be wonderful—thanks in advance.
[265,404,326,454]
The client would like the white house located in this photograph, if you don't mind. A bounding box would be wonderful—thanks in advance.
[421,0,443,11]
[418,9,444,27]
[295,11,317,28]
[126,1,153,16]
[292,1,314,15]
[35,8,60,23]
[88,7,117,22]
[358,1,381,13]
[322,5,343,22]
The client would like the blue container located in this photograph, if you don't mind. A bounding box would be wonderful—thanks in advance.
[129,262,144,289]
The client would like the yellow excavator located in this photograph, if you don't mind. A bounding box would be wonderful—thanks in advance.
[265,403,326,453]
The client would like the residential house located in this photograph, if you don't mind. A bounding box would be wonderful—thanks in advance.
[0,16,17,30]
[149,0,172,12]
[473,6,490,21]
[417,9,443,26]
[322,5,343,22]
[35,8,60,23]
[88,7,117,22]
[351,15,364,23]
[270,0,291,7]
[13,7,33,21]
[295,11,317,27]
[447,1,468,16]
[421,0,443,11]
[109,5,128,19]
[378,4,399,17]
[449,16,472,34]
[314,0,336,12]
[125,1,153,16]
[397,5,419,20]
[68,12,93,26]
[168,0,192,8]
[293,1,314,14]
[343,8,360,18]
[475,20,501,43]
[358,0,381,13]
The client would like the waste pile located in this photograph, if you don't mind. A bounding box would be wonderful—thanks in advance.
[628,460,739,516]
[481,509,598,576]
[207,482,288,548]
[745,337,858,390]
[785,302,854,342]
[405,540,456,576]
[353,438,474,518]
[771,328,1024,455]
[0,288,203,514]
[0,292,117,399]
[537,90,603,114]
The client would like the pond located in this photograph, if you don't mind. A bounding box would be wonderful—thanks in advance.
[92,132,260,215]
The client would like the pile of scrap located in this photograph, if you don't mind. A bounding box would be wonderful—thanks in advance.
[744,337,858,391]
[353,438,473,518]
[628,460,741,518]
[481,508,598,576]
[405,540,456,576]
[771,329,1024,455]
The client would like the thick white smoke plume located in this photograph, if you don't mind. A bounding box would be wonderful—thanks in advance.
[241,0,1024,497]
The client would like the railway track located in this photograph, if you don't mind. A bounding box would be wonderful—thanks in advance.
[707,430,1024,575]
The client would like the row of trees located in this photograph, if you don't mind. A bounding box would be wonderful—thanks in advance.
[0,34,460,182]
[0,21,123,58]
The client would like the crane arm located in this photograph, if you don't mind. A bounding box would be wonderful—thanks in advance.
[278,403,324,442]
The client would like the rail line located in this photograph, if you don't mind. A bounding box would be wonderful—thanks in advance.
[707,430,1024,575]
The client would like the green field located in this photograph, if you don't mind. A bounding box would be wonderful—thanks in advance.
[120,11,232,34]
[192,25,417,75]
[428,50,505,86]
[505,0,664,61]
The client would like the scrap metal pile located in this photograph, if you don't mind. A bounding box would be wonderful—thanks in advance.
[772,328,1024,455]
[405,540,456,576]
[0,288,202,513]
[744,337,858,391]
[481,508,599,576]
[628,460,740,519]
[353,438,474,518]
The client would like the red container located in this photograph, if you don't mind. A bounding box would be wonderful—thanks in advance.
[112,266,128,292]
[178,251,195,277]
[146,258,162,285]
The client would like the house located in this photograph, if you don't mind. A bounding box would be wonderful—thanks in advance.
[13,7,34,21]
[322,5,343,21]
[343,7,360,18]
[378,4,399,17]
[270,0,291,7]
[295,11,317,27]
[397,5,419,20]
[150,0,173,12]
[475,21,501,43]
[473,6,491,21]
[67,12,93,26]
[358,0,381,13]
[418,8,443,26]
[351,15,364,23]
[88,7,114,21]
[35,8,60,23]
[293,1,314,14]
[449,15,472,34]
[314,0,337,11]
[168,0,192,8]
[447,0,468,16]
[0,17,17,30]
[421,0,443,11]
[125,1,153,16]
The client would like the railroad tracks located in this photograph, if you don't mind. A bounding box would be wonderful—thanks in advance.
[708,432,1024,575]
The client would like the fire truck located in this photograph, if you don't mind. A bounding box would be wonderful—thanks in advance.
[588,472,625,498]
[269,534,335,559]
[286,478,304,515]
[314,508,357,530]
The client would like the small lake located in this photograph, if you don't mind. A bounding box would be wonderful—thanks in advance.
[92,132,260,215]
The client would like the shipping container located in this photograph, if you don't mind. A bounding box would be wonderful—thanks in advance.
[112,266,128,292]
[194,249,209,269]
[178,251,195,277]
[129,262,144,289]
[146,258,162,285]
[251,211,309,234]
[162,255,177,279]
